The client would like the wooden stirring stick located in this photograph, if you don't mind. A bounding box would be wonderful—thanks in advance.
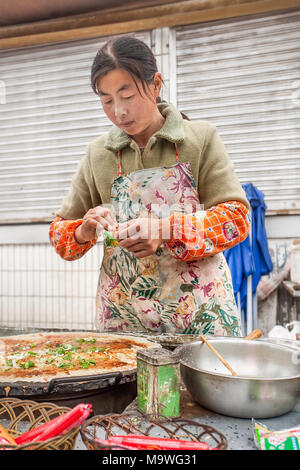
[244,329,262,340]
[200,335,238,376]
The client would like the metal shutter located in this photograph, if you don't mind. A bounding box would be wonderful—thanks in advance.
[0,32,151,223]
[175,10,300,212]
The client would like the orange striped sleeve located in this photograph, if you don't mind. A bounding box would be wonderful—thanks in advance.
[165,200,250,261]
[49,217,97,261]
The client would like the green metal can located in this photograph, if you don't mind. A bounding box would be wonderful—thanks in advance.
[137,348,181,419]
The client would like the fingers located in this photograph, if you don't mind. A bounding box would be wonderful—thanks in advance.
[116,219,144,241]
[95,206,117,228]
[78,206,117,243]
[96,216,114,232]
[118,238,153,258]
[119,238,145,250]
[83,207,117,232]
[116,227,140,242]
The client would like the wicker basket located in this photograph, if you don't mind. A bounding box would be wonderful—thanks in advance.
[0,398,80,450]
[81,411,228,450]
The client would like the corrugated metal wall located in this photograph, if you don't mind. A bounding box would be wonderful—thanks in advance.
[0,32,151,222]
[2,12,299,222]
[175,10,300,212]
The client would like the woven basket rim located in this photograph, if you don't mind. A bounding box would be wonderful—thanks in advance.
[0,397,80,450]
[80,411,228,450]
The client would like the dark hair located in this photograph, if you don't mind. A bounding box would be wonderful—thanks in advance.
[91,35,190,120]
[91,36,158,97]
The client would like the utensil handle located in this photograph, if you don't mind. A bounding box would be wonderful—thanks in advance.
[200,335,238,376]
[47,372,122,394]
[244,329,262,340]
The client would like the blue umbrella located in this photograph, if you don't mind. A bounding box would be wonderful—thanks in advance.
[224,183,273,315]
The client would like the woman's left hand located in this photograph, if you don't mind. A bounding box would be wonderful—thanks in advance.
[115,217,172,258]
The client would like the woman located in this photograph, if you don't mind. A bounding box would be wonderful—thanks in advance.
[49,36,250,336]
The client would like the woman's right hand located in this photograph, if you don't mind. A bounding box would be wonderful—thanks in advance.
[75,206,117,244]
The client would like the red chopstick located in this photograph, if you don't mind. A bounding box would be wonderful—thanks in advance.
[96,434,212,450]
[16,403,92,444]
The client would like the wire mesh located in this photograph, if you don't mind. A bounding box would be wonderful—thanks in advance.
[80,410,227,450]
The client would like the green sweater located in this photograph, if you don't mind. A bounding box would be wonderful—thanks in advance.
[57,102,249,219]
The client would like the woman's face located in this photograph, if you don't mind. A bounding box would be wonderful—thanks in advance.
[97,68,162,138]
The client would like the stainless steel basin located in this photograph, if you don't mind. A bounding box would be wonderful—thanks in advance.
[177,338,300,418]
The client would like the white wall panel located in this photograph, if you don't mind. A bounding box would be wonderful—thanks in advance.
[175,10,300,212]
[0,32,151,222]
[0,241,103,330]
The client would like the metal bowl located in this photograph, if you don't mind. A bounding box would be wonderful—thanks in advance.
[177,338,300,419]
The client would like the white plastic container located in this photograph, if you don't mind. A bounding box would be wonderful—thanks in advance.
[290,241,300,284]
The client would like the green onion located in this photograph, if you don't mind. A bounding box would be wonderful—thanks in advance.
[19,360,36,369]
[62,352,73,361]
[58,362,74,369]
[76,338,97,345]
[104,230,119,247]
[77,357,97,369]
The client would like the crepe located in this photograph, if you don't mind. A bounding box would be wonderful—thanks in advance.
[0,332,158,383]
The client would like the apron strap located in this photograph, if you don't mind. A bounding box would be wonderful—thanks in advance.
[117,150,123,177]
[174,142,179,162]
[117,143,179,176]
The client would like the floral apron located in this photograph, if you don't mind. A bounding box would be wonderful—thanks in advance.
[95,145,242,336]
